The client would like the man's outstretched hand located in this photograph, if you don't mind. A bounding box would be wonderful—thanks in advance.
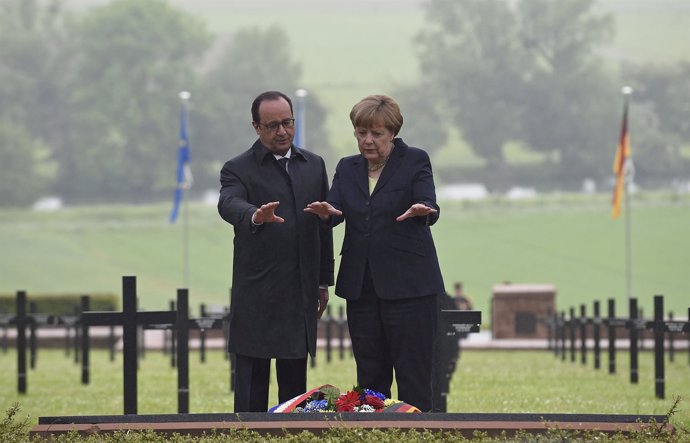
[252,201,285,224]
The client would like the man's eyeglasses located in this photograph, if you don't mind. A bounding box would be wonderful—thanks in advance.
[258,118,295,133]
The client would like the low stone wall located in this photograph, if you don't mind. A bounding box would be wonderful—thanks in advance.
[31,412,672,438]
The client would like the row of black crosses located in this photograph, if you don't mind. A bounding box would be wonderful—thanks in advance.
[544,295,689,399]
[5,278,483,416]
[8,276,224,415]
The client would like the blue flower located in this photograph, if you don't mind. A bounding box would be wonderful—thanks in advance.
[363,389,386,400]
[304,399,329,412]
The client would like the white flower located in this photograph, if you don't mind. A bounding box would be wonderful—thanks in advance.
[355,405,375,413]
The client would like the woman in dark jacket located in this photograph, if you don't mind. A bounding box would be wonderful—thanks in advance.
[306,95,445,411]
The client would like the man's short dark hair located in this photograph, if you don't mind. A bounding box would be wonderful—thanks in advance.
[251,91,294,123]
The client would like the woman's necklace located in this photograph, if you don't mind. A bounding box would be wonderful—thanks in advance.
[367,142,394,172]
[367,158,388,172]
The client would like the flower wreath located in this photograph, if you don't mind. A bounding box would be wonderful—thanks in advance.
[269,384,420,413]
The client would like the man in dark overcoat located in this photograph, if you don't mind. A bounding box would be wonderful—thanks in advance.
[218,91,334,412]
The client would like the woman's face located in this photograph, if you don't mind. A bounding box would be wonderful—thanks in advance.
[354,124,394,164]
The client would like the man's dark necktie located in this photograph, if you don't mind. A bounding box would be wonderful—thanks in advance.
[278,157,289,172]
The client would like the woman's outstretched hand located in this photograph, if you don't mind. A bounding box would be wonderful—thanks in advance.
[396,203,437,221]
[304,202,343,221]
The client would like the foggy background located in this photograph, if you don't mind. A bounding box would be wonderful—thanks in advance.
[2,0,689,207]
[1,0,689,314]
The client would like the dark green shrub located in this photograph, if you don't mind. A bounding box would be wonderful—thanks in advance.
[0,293,118,315]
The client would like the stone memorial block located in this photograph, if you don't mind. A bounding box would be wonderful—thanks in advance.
[491,284,556,339]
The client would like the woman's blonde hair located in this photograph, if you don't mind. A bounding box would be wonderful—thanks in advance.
[349,95,403,135]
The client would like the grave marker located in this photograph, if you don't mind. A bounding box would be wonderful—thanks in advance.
[592,301,601,370]
[81,276,177,414]
[434,308,481,412]
[579,304,587,365]
[16,290,27,393]
[645,295,689,399]
[629,298,639,384]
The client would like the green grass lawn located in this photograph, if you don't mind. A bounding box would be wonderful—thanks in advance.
[434,193,690,318]
[1,193,688,319]
[0,349,688,428]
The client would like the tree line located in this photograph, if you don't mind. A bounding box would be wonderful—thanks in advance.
[396,0,690,190]
[0,0,688,206]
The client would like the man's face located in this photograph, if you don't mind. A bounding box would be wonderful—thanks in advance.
[253,98,294,155]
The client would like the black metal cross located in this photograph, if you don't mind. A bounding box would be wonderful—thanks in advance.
[81,276,178,415]
[441,310,481,336]
[433,309,482,412]
[645,295,689,399]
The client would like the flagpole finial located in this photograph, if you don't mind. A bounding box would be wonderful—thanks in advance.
[622,86,633,95]
[296,88,308,98]
[179,91,191,101]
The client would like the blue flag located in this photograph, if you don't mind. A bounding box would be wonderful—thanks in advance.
[294,89,306,148]
[293,114,303,148]
[169,101,192,223]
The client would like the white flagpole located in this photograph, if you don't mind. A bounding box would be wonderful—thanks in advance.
[179,91,191,290]
[295,88,308,149]
[622,86,633,300]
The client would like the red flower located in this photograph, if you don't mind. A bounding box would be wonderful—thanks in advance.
[335,391,361,412]
[364,395,385,410]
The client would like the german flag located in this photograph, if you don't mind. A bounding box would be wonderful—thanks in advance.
[611,99,630,219]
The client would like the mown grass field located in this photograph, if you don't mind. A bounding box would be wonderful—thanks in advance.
[1,193,688,318]
[0,349,688,429]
